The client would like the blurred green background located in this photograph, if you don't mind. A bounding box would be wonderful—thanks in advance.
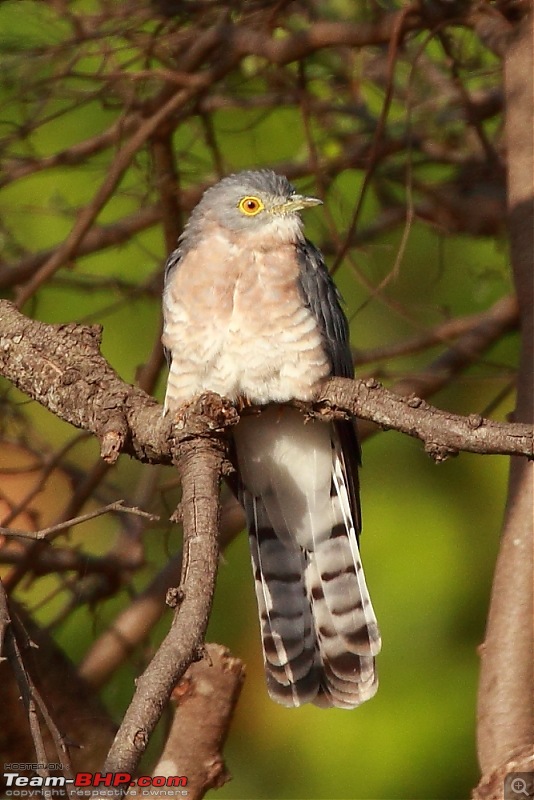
[0,2,516,798]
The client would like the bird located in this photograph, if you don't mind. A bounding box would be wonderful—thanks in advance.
[162,169,381,708]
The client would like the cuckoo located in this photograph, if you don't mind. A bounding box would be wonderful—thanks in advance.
[162,169,381,708]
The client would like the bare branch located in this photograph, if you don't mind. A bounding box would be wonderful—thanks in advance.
[0,542,144,578]
[0,500,158,541]
[476,9,534,788]
[313,377,532,460]
[354,295,518,365]
[0,115,139,190]
[14,58,237,307]
[0,208,161,291]
[0,302,530,464]
[102,430,225,782]
[229,9,424,65]
[0,599,116,776]
[142,644,245,800]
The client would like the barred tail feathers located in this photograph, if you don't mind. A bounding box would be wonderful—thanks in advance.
[244,492,321,706]
[235,407,381,709]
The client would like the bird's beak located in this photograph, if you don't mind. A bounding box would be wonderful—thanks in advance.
[277,194,323,214]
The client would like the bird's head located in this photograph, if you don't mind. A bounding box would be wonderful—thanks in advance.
[183,169,322,245]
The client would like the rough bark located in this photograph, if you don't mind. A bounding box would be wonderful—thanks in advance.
[475,9,534,794]
[101,433,225,781]
[146,644,245,800]
[0,301,530,464]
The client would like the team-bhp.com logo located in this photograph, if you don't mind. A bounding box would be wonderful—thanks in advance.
[3,769,188,797]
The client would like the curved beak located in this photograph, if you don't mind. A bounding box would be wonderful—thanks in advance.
[277,194,323,214]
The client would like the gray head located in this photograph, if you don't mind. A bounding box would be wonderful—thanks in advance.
[181,169,322,246]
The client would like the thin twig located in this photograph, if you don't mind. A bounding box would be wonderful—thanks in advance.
[0,585,51,792]
[0,500,158,541]
[353,295,518,366]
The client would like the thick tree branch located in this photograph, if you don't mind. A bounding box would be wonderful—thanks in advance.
[228,6,427,65]
[102,430,225,782]
[77,280,519,688]
[0,302,530,466]
[476,10,534,793]
[314,377,532,460]
[2,287,527,784]
[145,644,245,800]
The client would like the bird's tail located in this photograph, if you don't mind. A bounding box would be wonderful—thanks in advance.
[235,407,381,709]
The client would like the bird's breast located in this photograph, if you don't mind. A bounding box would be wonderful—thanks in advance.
[163,232,330,409]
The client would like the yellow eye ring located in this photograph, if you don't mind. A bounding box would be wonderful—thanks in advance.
[238,196,264,216]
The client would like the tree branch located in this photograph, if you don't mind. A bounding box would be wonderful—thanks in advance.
[102,428,225,783]
[354,294,518,366]
[0,301,531,465]
[0,208,161,291]
[2,293,528,786]
[476,9,534,793]
[0,500,157,541]
[145,643,245,800]
[313,377,532,460]
[13,56,237,308]
[229,9,424,65]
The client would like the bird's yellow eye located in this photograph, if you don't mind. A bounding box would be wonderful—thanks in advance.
[238,196,264,216]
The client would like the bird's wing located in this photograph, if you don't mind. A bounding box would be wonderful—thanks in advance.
[297,238,362,531]
[236,240,381,708]
[296,238,353,379]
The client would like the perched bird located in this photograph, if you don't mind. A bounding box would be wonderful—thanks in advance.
[162,169,381,708]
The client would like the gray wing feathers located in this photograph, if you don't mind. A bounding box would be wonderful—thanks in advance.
[297,238,363,529]
[296,239,353,379]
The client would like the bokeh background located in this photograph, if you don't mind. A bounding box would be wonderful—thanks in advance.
[0,1,519,798]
